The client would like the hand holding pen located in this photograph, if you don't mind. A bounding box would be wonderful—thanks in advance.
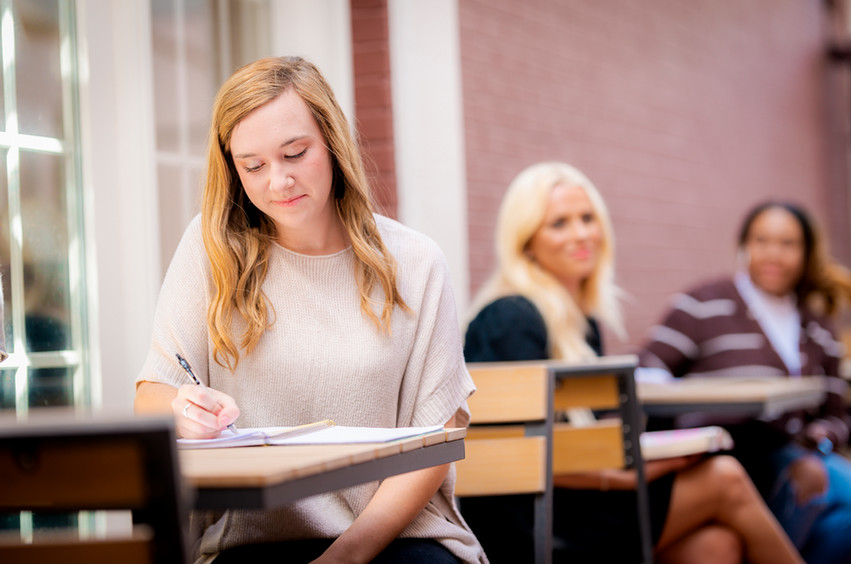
[174,353,240,438]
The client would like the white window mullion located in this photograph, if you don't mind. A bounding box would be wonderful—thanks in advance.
[0,133,63,153]
[1,350,81,369]
[7,144,26,415]
[1,0,28,416]
[59,0,88,407]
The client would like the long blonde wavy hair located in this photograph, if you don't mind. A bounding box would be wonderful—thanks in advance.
[202,56,408,370]
[467,162,624,361]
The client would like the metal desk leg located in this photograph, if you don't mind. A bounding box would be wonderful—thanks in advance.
[620,369,654,564]
[531,372,555,564]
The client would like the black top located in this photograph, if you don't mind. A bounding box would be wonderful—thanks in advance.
[464,295,603,362]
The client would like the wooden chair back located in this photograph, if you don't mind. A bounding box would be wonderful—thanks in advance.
[552,374,626,473]
[457,367,631,492]
[0,411,189,564]
[456,363,550,497]
[456,362,553,563]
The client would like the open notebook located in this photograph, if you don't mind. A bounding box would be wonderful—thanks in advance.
[177,421,445,449]
[640,426,734,461]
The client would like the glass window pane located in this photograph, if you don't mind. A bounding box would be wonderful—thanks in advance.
[14,0,63,138]
[0,511,78,534]
[0,512,21,531]
[29,365,74,408]
[152,0,180,153]
[19,150,71,353]
[0,367,14,410]
[31,512,78,535]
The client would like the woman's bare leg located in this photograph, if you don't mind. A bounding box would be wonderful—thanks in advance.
[657,524,742,564]
[655,455,803,564]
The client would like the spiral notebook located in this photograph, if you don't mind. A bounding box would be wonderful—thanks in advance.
[640,426,734,461]
[177,420,445,449]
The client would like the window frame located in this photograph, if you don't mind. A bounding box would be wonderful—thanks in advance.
[0,0,91,414]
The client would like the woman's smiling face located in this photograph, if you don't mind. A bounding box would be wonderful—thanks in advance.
[744,207,805,296]
[527,183,603,295]
[229,89,338,251]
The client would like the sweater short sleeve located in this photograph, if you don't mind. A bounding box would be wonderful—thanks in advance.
[376,216,476,429]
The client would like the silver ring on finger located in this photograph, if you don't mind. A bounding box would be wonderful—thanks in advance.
[182,402,192,418]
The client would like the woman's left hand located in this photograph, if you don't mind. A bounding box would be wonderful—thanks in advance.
[787,454,829,505]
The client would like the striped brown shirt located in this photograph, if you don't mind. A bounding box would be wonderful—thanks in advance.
[640,278,849,444]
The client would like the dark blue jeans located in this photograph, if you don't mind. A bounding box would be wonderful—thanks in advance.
[213,537,460,563]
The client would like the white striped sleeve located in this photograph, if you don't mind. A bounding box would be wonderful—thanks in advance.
[649,325,699,359]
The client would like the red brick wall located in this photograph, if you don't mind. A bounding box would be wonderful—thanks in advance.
[351,0,398,218]
[460,0,842,352]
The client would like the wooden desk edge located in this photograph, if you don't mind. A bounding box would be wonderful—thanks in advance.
[183,429,467,489]
[467,355,639,374]
[191,437,466,510]
[638,378,827,405]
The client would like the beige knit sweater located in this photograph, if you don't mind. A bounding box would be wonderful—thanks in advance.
[137,214,487,563]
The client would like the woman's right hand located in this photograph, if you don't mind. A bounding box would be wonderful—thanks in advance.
[172,384,240,439]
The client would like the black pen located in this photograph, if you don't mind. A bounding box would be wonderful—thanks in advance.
[176,353,238,433]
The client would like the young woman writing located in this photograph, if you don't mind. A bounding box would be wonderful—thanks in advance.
[134,56,485,564]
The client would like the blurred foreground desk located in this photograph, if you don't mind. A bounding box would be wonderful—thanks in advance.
[181,428,466,510]
[638,376,826,419]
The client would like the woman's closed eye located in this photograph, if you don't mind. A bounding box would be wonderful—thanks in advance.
[285,148,307,160]
[240,147,306,172]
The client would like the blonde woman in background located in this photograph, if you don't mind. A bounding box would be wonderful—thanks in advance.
[135,56,485,564]
[462,162,802,564]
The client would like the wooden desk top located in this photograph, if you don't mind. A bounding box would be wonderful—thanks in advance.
[638,376,826,418]
[467,355,639,376]
[181,428,466,510]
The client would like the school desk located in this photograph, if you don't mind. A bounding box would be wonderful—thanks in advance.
[180,428,466,510]
[637,375,827,419]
